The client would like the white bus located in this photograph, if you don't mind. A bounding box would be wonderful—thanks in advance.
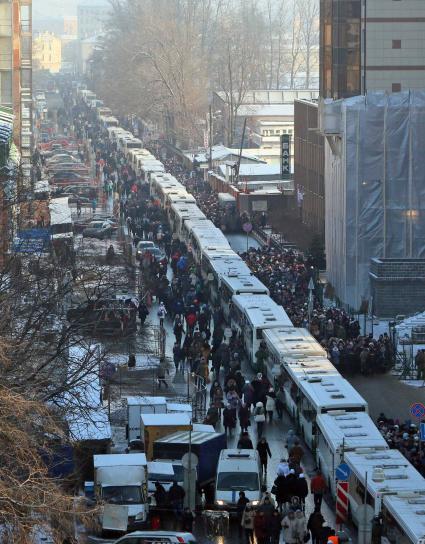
[190,226,230,264]
[345,449,425,527]
[169,203,207,239]
[230,295,292,364]
[284,373,368,447]
[262,327,327,381]
[220,274,269,321]
[316,411,388,493]
[382,492,425,544]
[201,254,249,304]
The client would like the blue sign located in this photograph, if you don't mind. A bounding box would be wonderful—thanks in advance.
[18,228,51,240]
[13,228,51,254]
[335,463,351,481]
[410,402,425,419]
[420,423,425,442]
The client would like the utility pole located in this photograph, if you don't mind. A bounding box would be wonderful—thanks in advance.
[235,118,247,184]
[208,104,213,171]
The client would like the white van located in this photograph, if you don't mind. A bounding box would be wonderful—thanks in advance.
[215,449,262,512]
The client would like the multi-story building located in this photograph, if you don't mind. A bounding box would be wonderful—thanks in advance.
[33,31,61,73]
[320,0,425,98]
[294,99,324,236]
[0,0,32,175]
[77,4,105,40]
[316,0,425,311]
[63,15,77,36]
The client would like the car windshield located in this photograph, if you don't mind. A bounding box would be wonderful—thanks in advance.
[172,465,184,481]
[102,485,143,504]
[216,472,259,491]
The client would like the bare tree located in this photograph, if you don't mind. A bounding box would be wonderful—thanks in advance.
[298,0,319,88]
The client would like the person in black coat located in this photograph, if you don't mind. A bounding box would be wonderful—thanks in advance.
[257,437,272,477]
[294,473,309,511]
[273,474,288,512]
[237,431,254,449]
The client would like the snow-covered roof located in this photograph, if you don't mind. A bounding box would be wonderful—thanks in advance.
[220,163,281,178]
[141,413,192,427]
[237,104,294,117]
[186,145,264,165]
[49,197,72,225]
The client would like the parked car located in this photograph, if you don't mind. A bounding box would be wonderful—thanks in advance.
[135,240,155,260]
[82,221,114,239]
[143,246,167,262]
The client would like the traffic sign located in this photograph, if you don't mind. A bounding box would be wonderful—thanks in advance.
[336,481,349,525]
[182,452,198,470]
[242,222,253,233]
[335,463,351,481]
[410,402,425,419]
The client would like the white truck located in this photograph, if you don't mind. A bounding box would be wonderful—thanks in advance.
[126,396,167,442]
[93,453,149,535]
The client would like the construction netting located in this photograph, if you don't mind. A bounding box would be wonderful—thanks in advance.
[324,91,425,311]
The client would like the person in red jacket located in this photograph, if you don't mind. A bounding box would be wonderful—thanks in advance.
[254,511,268,544]
[310,470,327,510]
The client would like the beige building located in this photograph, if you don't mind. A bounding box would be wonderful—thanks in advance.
[33,32,62,73]
[0,0,32,174]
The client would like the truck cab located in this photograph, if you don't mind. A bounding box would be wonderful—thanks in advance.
[93,453,149,534]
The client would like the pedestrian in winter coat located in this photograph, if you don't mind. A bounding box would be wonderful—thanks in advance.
[265,391,276,422]
[295,473,309,511]
[281,511,299,544]
[254,511,268,544]
[285,469,298,503]
[294,510,307,542]
[254,401,266,438]
[289,440,305,465]
[237,431,254,449]
[257,437,272,475]
[269,509,282,544]
[273,474,289,511]
[157,302,167,327]
[310,470,327,511]
[238,403,251,432]
[241,504,255,544]
[223,404,236,434]
[307,509,325,544]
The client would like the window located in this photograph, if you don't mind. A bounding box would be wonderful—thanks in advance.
[392,40,401,49]
[392,83,401,92]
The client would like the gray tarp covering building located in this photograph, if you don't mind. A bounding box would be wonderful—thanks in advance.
[324,91,425,311]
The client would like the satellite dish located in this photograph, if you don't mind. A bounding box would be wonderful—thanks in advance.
[182,452,199,470]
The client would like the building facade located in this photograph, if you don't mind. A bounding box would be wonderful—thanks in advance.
[320,0,425,98]
[323,91,425,311]
[77,5,105,40]
[0,0,32,174]
[33,32,61,73]
[294,99,325,237]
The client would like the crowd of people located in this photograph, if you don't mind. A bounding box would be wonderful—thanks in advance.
[65,99,353,542]
[377,413,425,476]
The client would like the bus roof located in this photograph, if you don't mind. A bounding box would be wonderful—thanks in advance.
[345,449,425,498]
[316,411,388,453]
[262,327,327,360]
[221,274,269,295]
[232,294,292,329]
[383,492,425,544]
[296,374,368,412]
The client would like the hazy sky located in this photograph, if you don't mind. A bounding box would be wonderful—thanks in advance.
[33,0,108,19]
